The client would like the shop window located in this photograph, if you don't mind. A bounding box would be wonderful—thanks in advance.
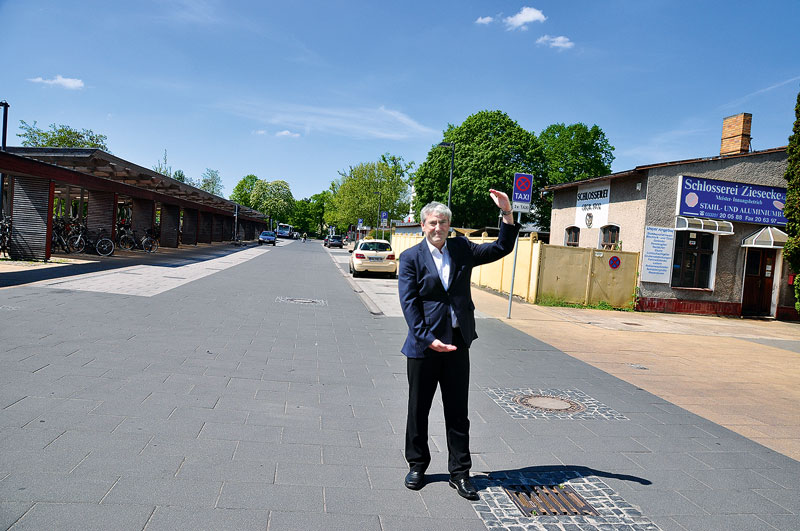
[601,225,620,250]
[671,231,715,288]
[565,226,580,247]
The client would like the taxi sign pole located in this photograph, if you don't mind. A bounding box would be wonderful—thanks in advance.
[506,210,522,319]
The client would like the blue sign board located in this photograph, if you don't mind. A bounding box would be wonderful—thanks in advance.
[380,211,388,226]
[357,218,364,228]
[678,176,786,226]
[512,173,533,204]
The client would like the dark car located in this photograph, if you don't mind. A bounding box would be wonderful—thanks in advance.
[328,235,344,248]
[258,231,277,246]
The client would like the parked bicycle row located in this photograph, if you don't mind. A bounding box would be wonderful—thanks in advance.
[45,217,161,257]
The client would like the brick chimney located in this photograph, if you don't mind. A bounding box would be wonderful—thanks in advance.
[720,113,752,156]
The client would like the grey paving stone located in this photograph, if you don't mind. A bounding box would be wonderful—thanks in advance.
[199,421,282,443]
[0,502,33,530]
[102,477,223,508]
[111,417,204,439]
[216,482,322,511]
[754,487,800,513]
[234,441,322,464]
[175,457,276,483]
[282,427,359,447]
[672,513,786,531]
[623,452,712,471]
[9,501,154,531]
[145,507,270,531]
[0,473,115,503]
[324,486,429,516]
[689,450,780,470]
[0,448,91,474]
[167,405,249,424]
[267,511,381,531]
[378,515,488,531]
[142,436,237,460]
[757,513,800,530]
[275,462,370,487]
[322,445,407,467]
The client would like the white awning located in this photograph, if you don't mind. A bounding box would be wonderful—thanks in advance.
[741,226,788,248]
[675,216,734,235]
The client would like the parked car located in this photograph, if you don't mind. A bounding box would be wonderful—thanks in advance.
[349,239,397,278]
[258,231,277,246]
[328,235,344,249]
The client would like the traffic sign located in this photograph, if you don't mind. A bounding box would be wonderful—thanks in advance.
[357,218,364,228]
[609,256,621,269]
[512,173,533,213]
[380,211,388,227]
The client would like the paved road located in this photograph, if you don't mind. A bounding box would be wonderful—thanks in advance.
[1,240,798,530]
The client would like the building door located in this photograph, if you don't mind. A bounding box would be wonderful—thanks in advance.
[742,249,776,316]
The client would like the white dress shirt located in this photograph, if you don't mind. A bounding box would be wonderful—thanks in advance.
[426,239,459,328]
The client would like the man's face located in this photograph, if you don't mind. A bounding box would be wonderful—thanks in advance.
[422,213,450,249]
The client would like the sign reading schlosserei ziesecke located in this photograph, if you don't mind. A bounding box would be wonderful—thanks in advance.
[678,176,787,226]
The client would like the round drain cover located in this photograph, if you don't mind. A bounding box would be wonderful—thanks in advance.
[513,394,586,413]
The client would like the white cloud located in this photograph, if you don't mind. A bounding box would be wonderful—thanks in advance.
[536,35,574,50]
[275,130,300,138]
[504,7,546,31]
[27,75,84,90]
[222,102,437,140]
[252,129,267,135]
[475,16,494,25]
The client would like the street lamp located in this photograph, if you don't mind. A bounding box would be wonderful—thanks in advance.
[374,190,382,239]
[438,142,454,210]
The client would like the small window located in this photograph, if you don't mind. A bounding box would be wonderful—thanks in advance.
[671,231,715,288]
[565,226,580,247]
[601,225,620,250]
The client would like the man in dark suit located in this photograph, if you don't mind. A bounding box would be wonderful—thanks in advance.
[398,189,519,500]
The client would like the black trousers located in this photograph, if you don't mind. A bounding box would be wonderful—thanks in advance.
[405,328,471,479]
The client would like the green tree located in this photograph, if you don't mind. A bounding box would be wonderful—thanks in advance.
[782,91,800,310]
[539,123,614,185]
[288,198,314,234]
[537,122,615,227]
[199,168,224,196]
[327,154,412,233]
[251,179,294,222]
[153,149,173,178]
[17,120,109,150]
[413,110,544,228]
[173,169,188,183]
[229,174,259,208]
[309,191,331,236]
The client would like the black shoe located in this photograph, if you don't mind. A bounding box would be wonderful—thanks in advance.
[449,477,479,500]
[404,469,425,490]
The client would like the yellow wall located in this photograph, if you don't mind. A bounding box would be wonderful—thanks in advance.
[390,231,638,307]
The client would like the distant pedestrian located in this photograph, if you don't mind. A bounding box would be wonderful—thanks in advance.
[302,232,307,243]
[397,189,519,500]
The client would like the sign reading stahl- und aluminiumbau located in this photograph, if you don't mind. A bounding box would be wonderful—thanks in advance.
[678,176,787,226]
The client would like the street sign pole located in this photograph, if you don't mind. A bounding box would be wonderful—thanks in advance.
[507,173,533,319]
[507,210,522,319]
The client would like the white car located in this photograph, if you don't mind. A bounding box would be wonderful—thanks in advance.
[349,239,397,278]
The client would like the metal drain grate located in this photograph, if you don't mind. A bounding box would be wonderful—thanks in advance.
[275,296,327,306]
[503,484,600,517]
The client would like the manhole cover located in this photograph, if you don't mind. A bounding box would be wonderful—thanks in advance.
[275,296,327,306]
[512,394,586,413]
[504,484,599,517]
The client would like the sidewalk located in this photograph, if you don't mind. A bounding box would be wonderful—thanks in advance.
[1,241,798,530]
[471,289,800,461]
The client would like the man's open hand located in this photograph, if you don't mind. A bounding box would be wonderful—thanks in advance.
[429,339,458,352]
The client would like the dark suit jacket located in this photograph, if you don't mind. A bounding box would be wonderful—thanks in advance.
[398,222,520,358]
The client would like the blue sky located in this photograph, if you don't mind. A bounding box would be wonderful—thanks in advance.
[2,0,799,200]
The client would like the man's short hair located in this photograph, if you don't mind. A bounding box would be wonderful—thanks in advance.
[420,202,452,224]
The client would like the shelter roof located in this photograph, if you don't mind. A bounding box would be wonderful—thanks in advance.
[6,147,265,220]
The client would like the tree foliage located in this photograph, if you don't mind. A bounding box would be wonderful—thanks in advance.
[326,154,412,233]
[251,179,294,221]
[287,198,314,235]
[537,122,615,226]
[413,110,544,228]
[539,123,614,185]
[230,174,259,208]
[782,91,800,310]
[198,168,224,196]
[17,120,109,150]
[172,169,188,183]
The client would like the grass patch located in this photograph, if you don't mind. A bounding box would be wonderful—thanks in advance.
[537,295,633,312]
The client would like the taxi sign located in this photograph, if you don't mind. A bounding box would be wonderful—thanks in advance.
[512,172,533,213]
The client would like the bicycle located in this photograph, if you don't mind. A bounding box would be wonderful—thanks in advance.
[0,215,10,256]
[68,226,115,257]
[51,218,72,254]
[120,228,158,253]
